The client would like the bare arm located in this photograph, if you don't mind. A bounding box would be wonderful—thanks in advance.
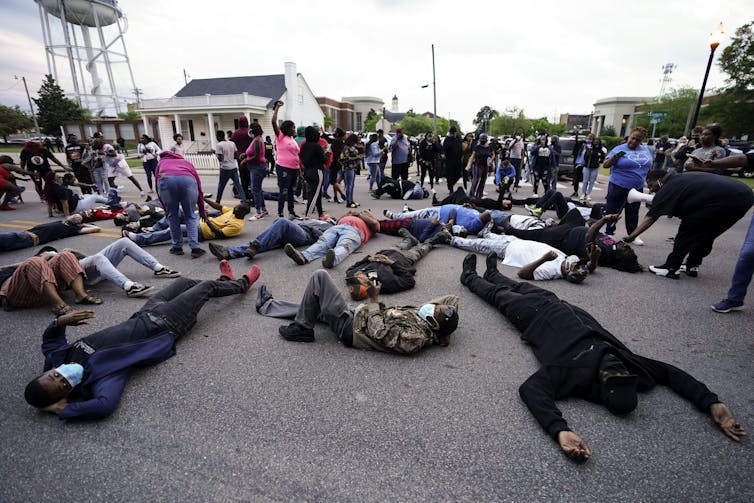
[78,224,101,234]
[585,214,619,243]
[691,154,747,171]
[624,216,656,242]
[203,199,224,212]
[518,250,557,280]
[271,101,283,137]
[358,210,381,233]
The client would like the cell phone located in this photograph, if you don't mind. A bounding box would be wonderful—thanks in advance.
[614,151,626,159]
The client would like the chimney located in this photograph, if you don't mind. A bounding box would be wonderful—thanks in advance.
[284,61,297,123]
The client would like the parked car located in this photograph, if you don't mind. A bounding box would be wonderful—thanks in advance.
[722,147,754,178]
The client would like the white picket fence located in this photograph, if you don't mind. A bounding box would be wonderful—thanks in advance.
[184,153,220,170]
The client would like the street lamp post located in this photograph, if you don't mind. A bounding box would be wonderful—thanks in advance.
[691,22,725,130]
[431,43,437,135]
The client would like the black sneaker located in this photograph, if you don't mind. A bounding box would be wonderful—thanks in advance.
[460,253,477,286]
[154,266,181,278]
[279,322,315,342]
[169,247,184,256]
[255,284,273,313]
[322,249,336,269]
[485,253,499,277]
[191,248,206,259]
[284,243,307,265]
[679,264,699,277]
[428,230,452,246]
[126,283,155,298]
[397,228,419,248]
[244,241,260,260]
[649,265,679,279]
[383,209,393,218]
[209,242,230,261]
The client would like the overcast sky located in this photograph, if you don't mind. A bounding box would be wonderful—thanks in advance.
[0,0,750,131]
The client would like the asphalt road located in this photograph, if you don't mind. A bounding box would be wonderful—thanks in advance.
[1,169,752,502]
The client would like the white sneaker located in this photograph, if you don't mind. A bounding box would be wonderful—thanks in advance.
[139,191,145,197]
[633,237,644,246]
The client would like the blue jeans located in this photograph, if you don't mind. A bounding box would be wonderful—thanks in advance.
[249,162,267,213]
[302,224,362,266]
[227,218,312,258]
[343,169,356,204]
[604,182,640,235]
[582,167,599,196]
[393,208,440,220]
[367,162,381,190]
[75,194,109,213]
[80,238,160,289]
[143,158,158,190]
[157,175,200,249]
[276,164,298,216]
[726,215,754,302]
[321,167,331,196]
[0,231,35,252]
[132,224,203,246]
[217,168,245,202]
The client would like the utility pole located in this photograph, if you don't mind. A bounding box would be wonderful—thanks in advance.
[183,69,190,85]
[15,75,41,137]
[431,44,437,135]
[132,87,143,107]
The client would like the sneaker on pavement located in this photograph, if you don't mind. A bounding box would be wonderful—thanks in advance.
[123,230,137,242]
[279,322,315,342]
[256,284,272,313]
[679,264,699,277]
[219,259,235,280]
[190,247,206,259]
[209,242,230,261]
[460,253,477,285]
[154,266,181,278]
[428,230,452,246]
[322,249,336,269]
[249,210,268,221]
[632,237,645,246]
[169,247,184,256]
[139,191,145,197]
[649,265,679,279]
[397,228,419,247]
[711,299,743,313]
[284,243,307,265]
[126,283,155,298]
[383,209,394,218]
[243,265,261,292]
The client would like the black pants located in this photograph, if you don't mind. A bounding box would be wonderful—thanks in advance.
[419,160,434,188]
[665,204,752,270]
[446,162,462,192]
[139,277,247,337]
[71,163,93,194]
[391,162,409,181]
[238,160,251,202]
[510,158,522,188]
[303,168,323,218]
[571,165,584,195]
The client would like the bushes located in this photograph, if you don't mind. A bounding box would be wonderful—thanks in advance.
[600,136,623,151]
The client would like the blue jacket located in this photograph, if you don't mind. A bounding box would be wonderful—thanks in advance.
[40,314,177,420]
[495,164,516,185]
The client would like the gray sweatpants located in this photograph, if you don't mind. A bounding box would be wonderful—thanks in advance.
[258,269,353,340]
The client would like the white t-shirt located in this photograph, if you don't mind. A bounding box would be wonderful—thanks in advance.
[502,238,565,280]
[215,140,238,170]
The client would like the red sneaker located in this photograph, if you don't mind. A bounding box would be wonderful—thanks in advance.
[218,259,235,281]
[0,203,16,211]
[243,265,261,292]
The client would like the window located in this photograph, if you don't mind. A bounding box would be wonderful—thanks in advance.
[356,112,363,132]
[188,120,195,141]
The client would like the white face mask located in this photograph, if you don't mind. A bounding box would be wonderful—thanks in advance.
[56,363,84,387]
[418,303,436,323]
[451,225,464,235]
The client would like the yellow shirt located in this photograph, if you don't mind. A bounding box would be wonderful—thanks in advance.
[200,207,244,239]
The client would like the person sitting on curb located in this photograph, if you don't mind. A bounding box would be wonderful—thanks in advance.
[207,218,334,261]
[23,260,260,421]
[256,269,458,354]
[460,253,746,463]
[65,238,181,298]
[344,241,435,299]
[283,210,380,269]
[0,213,101,253]
[123,199,250,247]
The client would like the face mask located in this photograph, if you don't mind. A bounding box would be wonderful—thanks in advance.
[586,140,593,145]
[418,303,436,323]
[451,225,463,235]
[56,363,84,387]
[515,135,521,140]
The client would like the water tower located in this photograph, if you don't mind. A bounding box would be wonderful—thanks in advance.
[35,0,138,116]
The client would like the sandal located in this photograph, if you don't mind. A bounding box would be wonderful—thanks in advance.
[76,295,103,305]
[52,304,74,316]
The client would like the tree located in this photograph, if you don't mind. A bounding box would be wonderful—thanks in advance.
[33,74,86,135]
[601,125,617,137]
[0,104,34,142]
[117,110,140,120]
[633,87,698,137]
[323,113,333,129]
[703,20,754,137]
[449,119,462,134]
[364,112,380,132]
[489,107,530,136]
[472,106,499,134]
[397,115,433,137]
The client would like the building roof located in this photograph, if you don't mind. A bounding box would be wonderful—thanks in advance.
[174,75,287,106]
[384,110,406,122]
